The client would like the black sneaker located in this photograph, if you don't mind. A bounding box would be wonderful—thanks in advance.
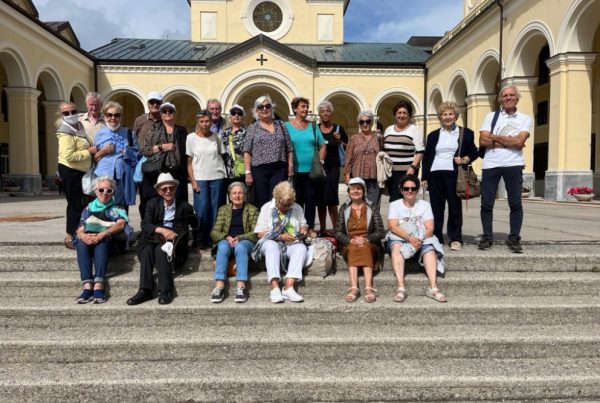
[234,287,248,303]
[506,239,523,253]
[210,287,225,303]
[478,239,493,250]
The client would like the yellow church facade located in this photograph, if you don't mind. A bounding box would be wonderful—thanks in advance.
[0,0,598,201]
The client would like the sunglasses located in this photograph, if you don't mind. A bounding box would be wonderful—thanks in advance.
[359,120,372,125]
[105,113,121,119]
[402,186,418,192]
[148,100,162,106]
[161,109,175,114]
[61,110,78,116]
[97,187,114,194]
[257,104,272,110]
[160,185,176,192]
[230,111,244,117]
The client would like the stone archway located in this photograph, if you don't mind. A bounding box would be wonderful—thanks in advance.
[448,72,468,128]
[36,69,64,179]
[322,92,361,135]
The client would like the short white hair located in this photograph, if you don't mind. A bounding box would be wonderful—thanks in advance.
[318,101,334,113]
[252,95,276,121]
[498,84,521,102]
[94,176,116,190]
[357,110,374,122]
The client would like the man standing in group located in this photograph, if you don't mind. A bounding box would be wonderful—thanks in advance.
[79,92,105,143]
[133,91,164,220]
[207,98,226,136]
[478,84,532,253]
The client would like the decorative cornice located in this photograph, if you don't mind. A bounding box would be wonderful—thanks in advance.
[546,52,598,70]
[318,68,424,76]
[98,65,208,74]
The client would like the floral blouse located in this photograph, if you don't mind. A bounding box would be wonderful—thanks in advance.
[221,126,247,179]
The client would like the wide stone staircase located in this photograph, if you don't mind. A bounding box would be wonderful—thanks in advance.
[0,242,599,402]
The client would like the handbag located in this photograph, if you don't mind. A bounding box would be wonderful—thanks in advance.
[141,151,166,174]
[335,125,346,167]
[228,134,246,178]
[81,163,97,196]
[308,122,326,182]
[456,128,481,199]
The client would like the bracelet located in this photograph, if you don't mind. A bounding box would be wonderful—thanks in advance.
[320,160,325,164]
[158,144,163,151]
[410,164,418,170]
[245,170,251,175]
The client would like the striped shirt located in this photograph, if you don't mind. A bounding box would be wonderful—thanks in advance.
[383,124,424,172]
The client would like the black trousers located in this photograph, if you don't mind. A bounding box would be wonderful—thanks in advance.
[58,163,85,236]
[251,161,287,208]
[137,242,175,293]
[428,170,462,244]
[293,172,319,229]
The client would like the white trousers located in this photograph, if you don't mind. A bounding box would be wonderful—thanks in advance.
[261,240,307,282]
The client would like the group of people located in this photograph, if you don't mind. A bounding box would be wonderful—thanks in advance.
[57,83,530,305]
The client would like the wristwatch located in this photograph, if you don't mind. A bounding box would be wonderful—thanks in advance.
[245,170,251,175]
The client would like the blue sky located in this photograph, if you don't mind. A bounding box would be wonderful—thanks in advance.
[34,0,464,51]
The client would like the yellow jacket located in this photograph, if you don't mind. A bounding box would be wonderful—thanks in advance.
[57,132,92,172]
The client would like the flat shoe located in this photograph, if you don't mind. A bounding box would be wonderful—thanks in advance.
[426,287,447,303]
[393,287,406,303]
[364,287,377,303]
[76,289,93,304]
[93,289,107,304]
[344,287,360,303]
[64,235,75,250]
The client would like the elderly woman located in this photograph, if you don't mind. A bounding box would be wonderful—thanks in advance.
[210,182,259,303]
[127,173,199,306]
[344,110,382,206]
[317,101,348,232]
[141,102,188,206]
[335,177,385,303]
[422,102,478,251]
[93,101,138,209]
[243,95,294,208]
[252,181,308,303]
[285,97,326,237]
[383,100,425,202]
[187,109,227,251]
[221,104,248,185]
[74,176,132,304]
[387,174,447,303]
[57,101,106,249]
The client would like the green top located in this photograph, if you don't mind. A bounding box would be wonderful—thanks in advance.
[210,203,259,243]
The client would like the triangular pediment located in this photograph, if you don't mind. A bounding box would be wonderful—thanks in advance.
[206,34,316,70]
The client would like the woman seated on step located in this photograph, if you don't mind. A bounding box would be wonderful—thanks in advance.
[74,176,133,304]
[386,174,447,303]
[252,180,308,304]
[209,182,259,304]
[335,177,385,303]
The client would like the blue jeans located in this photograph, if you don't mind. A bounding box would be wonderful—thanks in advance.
[480,165,523,242]
[75,238,118,284]
[193,179,225,247]
[214,239,254,282]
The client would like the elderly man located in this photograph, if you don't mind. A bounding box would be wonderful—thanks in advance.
[79,92,106,143]
[478,84,532,253]
[133,91,163,151]
[207,98,226,136]
[126,173,198,305]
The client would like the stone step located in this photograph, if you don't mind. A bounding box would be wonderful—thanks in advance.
[1,295,598,327]
[1,243,600,272]
[1,358,599,402]
[2,324,599,364]
[1,270,599,298]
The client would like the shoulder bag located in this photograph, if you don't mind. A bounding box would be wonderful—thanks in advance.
[308,122,326,182]
[456,127,481,200]
[141,151,166,174]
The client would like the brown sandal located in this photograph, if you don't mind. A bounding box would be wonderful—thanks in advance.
[64,235,75,250]
[364,287,377,303]
[345,287,360,303]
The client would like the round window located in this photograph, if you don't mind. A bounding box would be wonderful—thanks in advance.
[252,1,283,33]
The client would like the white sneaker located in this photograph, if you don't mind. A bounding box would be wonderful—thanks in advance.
[282,287,304,302]
[450,241,462,251]
[270,287,284,303]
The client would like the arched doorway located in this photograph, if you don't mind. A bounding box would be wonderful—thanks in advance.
[106,91,144,129]
[164,92,203,133]
[324,93,361,135]
[36,69,63,180]
[448,73,468,128]
[375,95,417,131]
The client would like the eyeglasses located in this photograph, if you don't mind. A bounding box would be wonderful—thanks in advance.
[61,110,78,116]
[359,119,372,125]
[257,104,272,110]
[148,100,162,106]
[97,187,114,194]
[402,186,418,192]
[105,113,121,119]
[230,111,244,117]
[160,185,175,192]
[161,109,175,115]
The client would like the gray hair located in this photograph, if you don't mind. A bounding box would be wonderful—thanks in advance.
[102,101,123,114]
[357,110,374,123]
[228,181,247,194]
[94,176,116,190]
[437,101,460,119]
[318,100,334,113]
[498,84,521,102]
[85,92,102,104]
[252,95,276,121]
[206,99,222,109]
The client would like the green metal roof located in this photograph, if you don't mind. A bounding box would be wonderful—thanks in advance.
[91,36,430,66]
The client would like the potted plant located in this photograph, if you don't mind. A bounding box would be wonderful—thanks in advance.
[2,176,21,192]
[521,185,531,198]
[567,186,594,202]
